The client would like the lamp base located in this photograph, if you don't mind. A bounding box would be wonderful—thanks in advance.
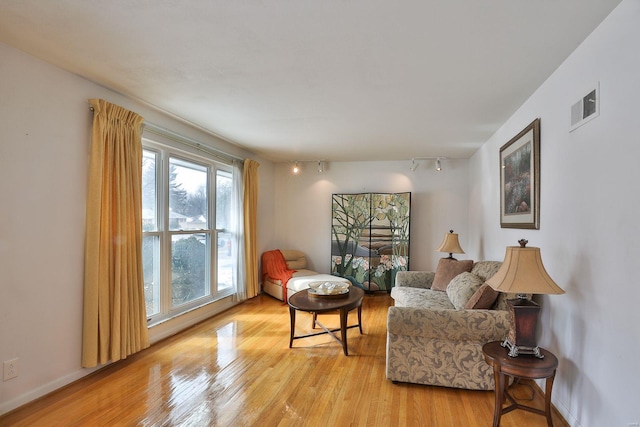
[501,338,544,358]
[504,298,545,359]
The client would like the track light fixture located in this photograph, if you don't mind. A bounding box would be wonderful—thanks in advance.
[291,160,328,174]
[408,157,447,172]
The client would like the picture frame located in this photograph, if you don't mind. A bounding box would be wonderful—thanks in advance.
[500,118,540,229]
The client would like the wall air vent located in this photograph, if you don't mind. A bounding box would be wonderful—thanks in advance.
[570,82,599,132]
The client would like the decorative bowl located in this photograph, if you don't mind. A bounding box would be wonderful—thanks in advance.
[308,281,350,295]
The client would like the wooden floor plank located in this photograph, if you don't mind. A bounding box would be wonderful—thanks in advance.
[0,293,568,427]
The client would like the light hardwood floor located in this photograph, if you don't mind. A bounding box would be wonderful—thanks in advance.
[1,293,568,426]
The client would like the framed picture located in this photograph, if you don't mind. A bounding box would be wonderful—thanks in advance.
[500,118,540,229]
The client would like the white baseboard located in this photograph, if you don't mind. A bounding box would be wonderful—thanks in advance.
[0,366,100,416]
[0,295,239,416]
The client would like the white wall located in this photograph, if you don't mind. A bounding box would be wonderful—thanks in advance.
[5,2,636,422]
[468,1,639,425]
[271,159,470,274]
[0,42,274,414]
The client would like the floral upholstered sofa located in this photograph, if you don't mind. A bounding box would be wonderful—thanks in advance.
[386,260,514,390]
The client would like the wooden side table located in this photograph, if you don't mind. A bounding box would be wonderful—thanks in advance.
[482,341,558,427]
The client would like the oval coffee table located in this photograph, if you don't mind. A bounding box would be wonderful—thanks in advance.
[287,286,364,356]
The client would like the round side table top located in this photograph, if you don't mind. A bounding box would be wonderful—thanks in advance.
[482,341,558,379]
[288,286,364,313]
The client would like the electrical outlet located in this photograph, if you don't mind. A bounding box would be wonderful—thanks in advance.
[3,358,19,381]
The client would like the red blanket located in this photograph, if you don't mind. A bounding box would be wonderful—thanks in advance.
[262,250,296,300]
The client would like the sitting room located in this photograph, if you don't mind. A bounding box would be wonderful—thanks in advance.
[1,1,638,426]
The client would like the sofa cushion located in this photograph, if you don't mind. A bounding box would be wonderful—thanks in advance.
[432,258,474,291]
[279,249,308,270]
[446,272,484,309]
[390,287,455,310]
[464,283,500,309]
[470,261,503,282]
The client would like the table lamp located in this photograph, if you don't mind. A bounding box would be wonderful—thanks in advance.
[436,230,465,260]
[485,239,565,358]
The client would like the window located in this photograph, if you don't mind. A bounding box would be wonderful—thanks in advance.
[142,140,235,324]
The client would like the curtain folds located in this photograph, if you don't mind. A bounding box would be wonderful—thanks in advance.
[243,159,260,299]
[232,159,247,301]
[82,98,150,368]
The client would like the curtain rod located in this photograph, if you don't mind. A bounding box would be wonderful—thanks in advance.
[89,104,244,163]
[142,122,244,163]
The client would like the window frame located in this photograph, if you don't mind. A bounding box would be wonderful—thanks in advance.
[142,137,235,326]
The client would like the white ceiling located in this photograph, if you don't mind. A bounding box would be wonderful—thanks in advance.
[0,1,621,162]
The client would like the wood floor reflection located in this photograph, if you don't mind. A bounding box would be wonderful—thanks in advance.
[1,294,568,426]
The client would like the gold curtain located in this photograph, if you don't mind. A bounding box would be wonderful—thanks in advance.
[243,159,260,298]
[82,99,149,368]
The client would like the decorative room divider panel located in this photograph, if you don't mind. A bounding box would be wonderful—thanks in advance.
[330,192,410,292]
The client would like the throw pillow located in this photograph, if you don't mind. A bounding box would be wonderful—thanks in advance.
[464,283,500,309]
[431,258,474,291]
[446,272,484,309]
[493,292,532,310]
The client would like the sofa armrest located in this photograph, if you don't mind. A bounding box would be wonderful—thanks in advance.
[387,306,511,342]
[394,271,435,289]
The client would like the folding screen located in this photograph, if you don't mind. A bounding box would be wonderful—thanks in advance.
[331,192,410,292]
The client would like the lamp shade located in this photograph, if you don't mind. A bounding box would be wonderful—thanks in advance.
[486,243,565,295]
[436,230,465,255]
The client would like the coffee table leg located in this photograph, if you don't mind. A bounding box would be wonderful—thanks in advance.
[289,307,296,348]
[357,305,363,334]
[339,308,348,356]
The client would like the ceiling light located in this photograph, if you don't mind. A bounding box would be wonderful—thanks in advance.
[292,162,301,175]
[410,158,418,172]
[318,160,325,173]
[435,158,442,172]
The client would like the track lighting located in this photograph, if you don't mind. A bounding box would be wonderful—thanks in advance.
[408,156,447,172]
[292,161,301,175]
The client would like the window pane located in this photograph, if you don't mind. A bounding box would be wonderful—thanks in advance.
[143,235,160,317]
[142,150,158,232]
[169,157,208,231]
[171,233,209,307]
